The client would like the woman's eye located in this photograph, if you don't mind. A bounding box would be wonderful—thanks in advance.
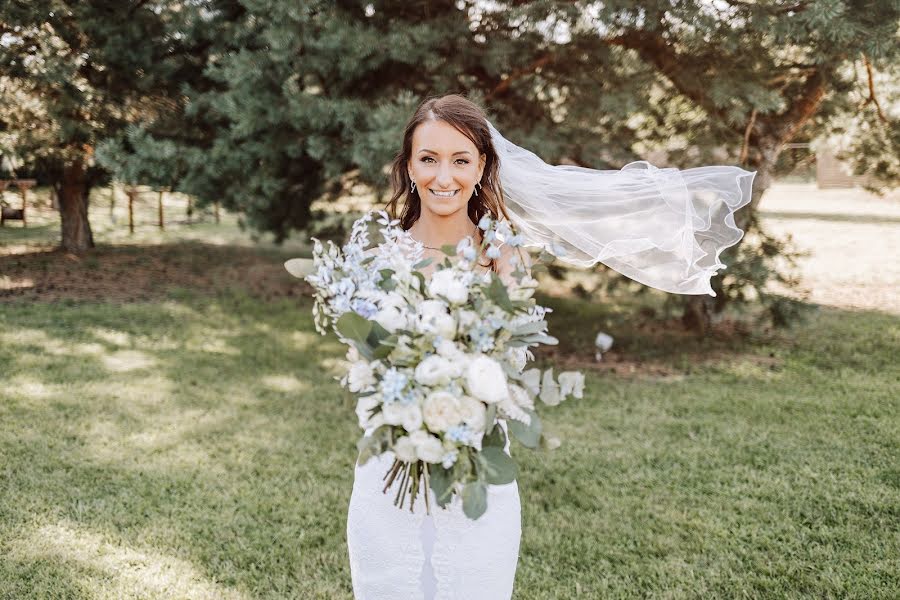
[455,159,470,165]
[421,157,435,163]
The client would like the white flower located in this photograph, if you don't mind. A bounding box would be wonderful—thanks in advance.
[539,368,561,406]
[381,401,407,426]
[465,355,509,404]
[414,354,455,386]
[505,346,528,373]
[499,395,531,425]
[410,430,445,463]
[393,436,418,463]
[509,275,539,301]
[422,390,463,432]
[457,309,480,330]
[347,361,376,393]
[459,395,487,432]
[355,395,383,429]
[401,403,424,432]
[508,383,535,410]
[558,371,585,400]
[374,306,407,333]
[428,269,469,304]
[595,331,614,361]
[415,300,457,338]
[346,345,360,362]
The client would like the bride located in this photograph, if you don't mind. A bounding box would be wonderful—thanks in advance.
[346,95,523,600]
[345,94,755,599]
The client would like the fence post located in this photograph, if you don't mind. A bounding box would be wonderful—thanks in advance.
[127,187,136,234]
[158,189,165,231]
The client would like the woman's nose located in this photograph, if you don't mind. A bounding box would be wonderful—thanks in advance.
[435,163,453,187]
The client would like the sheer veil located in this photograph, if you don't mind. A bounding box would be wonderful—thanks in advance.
[488,122,756,297]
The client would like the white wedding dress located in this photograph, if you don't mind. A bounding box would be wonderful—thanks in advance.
[347,420,521,600]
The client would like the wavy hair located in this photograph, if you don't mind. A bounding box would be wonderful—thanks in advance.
[386,94,511,271]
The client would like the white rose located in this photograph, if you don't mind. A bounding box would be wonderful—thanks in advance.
[414,354,454,386]
[409,430,445,463]
[459,395,487,432]
[436,339,461,359]
[347,360,376,392]
[465,355,509,404]
[393,436,418,463]
[558,371,585,399]
[415,300,456,338]
[401,403,424,432]
[373,306,407,333]
[381,401,408,426]
[434,341,468,378]
[422,391,463,432]
[428,269,469,304]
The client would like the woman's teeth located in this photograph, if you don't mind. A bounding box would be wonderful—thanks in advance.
[431,189,459,198]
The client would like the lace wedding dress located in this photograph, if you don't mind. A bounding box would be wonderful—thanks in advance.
[347,420,521,600]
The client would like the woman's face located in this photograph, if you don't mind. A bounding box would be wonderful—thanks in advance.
[408,119,486,219]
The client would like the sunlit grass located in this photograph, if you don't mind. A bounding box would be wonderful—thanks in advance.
[1,286,898,598]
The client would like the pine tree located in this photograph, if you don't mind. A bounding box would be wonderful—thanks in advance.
[0,1,206,252]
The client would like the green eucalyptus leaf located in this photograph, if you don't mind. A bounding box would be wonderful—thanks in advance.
[429,464,454,508]
[508,408,542,449]
[479,447,518,484]
[336,312,373,344]
[462,481,488,519]
[482,420,506,448]
[440,244,457,256]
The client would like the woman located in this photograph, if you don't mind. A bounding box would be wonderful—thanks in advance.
[346,95,522,600]
[345,93,755,599]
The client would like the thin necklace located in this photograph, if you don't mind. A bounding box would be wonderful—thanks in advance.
[413,228,479,251]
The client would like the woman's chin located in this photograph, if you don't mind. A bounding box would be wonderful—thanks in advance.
[423,201,468,218]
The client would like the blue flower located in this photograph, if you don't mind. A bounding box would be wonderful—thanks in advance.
[446,424,474,444]
[351,298,378,318]
[478,215,492,231]
[379,368,409,403]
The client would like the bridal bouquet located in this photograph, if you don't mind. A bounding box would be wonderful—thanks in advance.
[286,210,584,520]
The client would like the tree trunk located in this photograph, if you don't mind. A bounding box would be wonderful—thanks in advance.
[59,159,95,253]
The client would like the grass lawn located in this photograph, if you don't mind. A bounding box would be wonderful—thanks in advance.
[1,192,898,598]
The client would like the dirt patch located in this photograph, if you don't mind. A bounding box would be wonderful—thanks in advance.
[0,243,311,303]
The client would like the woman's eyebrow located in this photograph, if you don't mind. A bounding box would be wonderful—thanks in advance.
[417,149,473,156]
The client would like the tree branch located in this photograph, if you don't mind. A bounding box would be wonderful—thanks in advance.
[485,53,554,101]
[603,29,745,136]
[740,108,757,165]
[861,53,889,123]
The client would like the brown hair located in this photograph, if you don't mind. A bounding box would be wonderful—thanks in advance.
[386,94,511,271]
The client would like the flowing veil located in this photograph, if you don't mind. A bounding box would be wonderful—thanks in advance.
[488,122,756,297]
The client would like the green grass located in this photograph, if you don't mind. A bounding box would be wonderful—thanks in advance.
[1,290,897,598]
[1,196,898,598]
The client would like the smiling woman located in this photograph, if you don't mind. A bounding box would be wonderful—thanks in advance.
[386,95,512,278]
[350,95,523,600]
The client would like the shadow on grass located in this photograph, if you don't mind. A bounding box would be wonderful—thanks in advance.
[0,242,310,303]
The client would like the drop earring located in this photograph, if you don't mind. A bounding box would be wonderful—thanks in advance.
[474,181,482,196]
[410,180,417,194]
